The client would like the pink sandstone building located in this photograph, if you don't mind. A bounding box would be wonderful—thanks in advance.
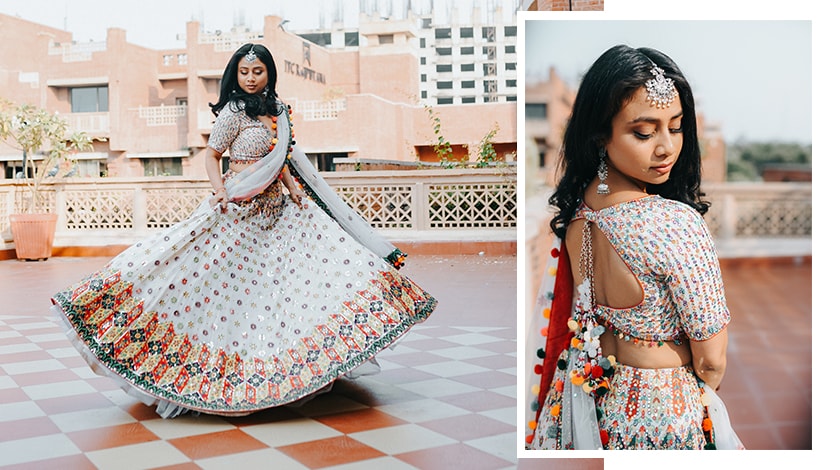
[0,11,516,179]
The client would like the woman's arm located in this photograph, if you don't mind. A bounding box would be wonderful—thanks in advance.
[205,148,229,211]
[689,327,728,390]
[279,167,304,208]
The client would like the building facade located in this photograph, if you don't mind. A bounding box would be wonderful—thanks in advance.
[0,11,515,179]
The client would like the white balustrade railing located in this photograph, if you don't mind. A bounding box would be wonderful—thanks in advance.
[0,169,516,248]
[291,99,347,121]
[60,112,110,135]
[47,41,107,62]
[134,105,187,126]
[198,31,264,52]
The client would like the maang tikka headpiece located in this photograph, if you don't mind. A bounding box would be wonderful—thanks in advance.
[644,64,678,109]
[244,46,258,63]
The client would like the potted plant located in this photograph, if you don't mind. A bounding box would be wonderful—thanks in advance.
[0,98,92,260]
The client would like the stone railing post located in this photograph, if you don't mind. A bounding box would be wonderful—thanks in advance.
[134,187,147,233]
[720,193,737,241]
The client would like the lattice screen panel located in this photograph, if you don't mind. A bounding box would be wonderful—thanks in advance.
[334,185,413,229]
[146,189,208,229]
[64,190,134,230]
[428,183,516,229]
[737,198,811,237]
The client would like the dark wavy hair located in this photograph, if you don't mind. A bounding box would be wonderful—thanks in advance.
[210,43,280,118]
[549,45,709,239]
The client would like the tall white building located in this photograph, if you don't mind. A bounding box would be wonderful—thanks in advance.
[417,3,517,105]
[290,0,518,106]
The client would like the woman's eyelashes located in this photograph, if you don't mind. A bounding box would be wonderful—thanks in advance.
[632,124,682,140]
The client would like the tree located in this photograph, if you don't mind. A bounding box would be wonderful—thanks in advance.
[0,99,93,213]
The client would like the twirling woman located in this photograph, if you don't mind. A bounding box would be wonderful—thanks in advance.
[51,43,437,418]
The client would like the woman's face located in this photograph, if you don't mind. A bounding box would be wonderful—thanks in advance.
[237,56,269,95]
[605,86,684,188]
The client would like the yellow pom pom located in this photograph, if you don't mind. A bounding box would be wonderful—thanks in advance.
[548,266,557,276]
[582,382,593,394]
[542,308,551,319]
[570,374,585,386]
[567,319,579,331]
[570,337,581,349]
[700,392,712,406]
[607,355,617,367]
[531,384,540,395]
[528,420,537,430]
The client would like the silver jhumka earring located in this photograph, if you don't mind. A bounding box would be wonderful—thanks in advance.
[645,64,678,109]
[597,148,610,195]
[244,46,258,63]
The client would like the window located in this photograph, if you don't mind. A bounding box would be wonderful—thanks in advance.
[525,103,548,119]
[505,62,516,71]
[505,45,516,54]
[506,79,517,88]
[462,96,476,104]
[421,57,426,65]
[483,63,497,76]
[437,81,453,90]
[420,38,426,47]
[75,160,106,177]
[435,28,451,39]
[437,97,453,105]
[504,26,517,37]
[436,64,452,73]
[506,95,517,102]
[460,27,473,38]
[484,80,497,93]
[345,31,359,46]
[162,54,173,66]
[143,158,182,176]
[461,63,475,72]
[422,18,432,28]
[436,47,452,56]
[177,53,187,65]
[482,27,496,41]
[483,46,496,59]
[421,91,427,99]
[379,34,394,44]
[421,74,427,82]
[70,86,108,113]
[461,80,475,89]
[461,46,474,55]
[176,97,188,107]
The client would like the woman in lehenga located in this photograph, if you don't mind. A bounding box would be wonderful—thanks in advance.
[525,45,742,449]
[50,43,437,418]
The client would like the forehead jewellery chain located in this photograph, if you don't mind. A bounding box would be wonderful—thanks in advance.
[645,64,678,109]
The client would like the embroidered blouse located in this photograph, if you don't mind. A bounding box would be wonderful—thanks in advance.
[572,195,730,343]
[207,101,274,162]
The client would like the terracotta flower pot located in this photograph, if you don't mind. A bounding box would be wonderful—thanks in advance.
[9,213,58,261]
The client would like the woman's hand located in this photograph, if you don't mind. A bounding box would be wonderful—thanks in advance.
[211,187,229,212]
[288,188,305,208]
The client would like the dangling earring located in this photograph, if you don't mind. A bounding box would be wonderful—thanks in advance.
[597,148,610,195]
[261,88,269,97]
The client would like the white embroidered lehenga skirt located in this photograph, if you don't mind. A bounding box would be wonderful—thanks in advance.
[51,178,437,417]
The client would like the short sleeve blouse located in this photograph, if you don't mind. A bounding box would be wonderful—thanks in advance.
[573,196,730,343]
[207,102,274,162]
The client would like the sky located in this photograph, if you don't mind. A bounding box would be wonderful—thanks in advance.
[0,0,518,49]
[525,20,812,144]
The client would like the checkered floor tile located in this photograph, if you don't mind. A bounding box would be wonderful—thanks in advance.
[0,314,520,469]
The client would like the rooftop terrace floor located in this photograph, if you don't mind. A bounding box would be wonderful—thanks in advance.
[0,252,812,468]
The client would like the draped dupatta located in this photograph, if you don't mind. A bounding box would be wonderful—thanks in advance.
[222,102,405,268]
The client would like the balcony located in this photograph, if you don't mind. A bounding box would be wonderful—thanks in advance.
[60,112,110,137]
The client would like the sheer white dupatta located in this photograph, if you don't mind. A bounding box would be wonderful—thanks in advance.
[221,102,405,268]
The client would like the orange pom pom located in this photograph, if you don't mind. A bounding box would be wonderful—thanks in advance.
[525,434,535,444]
[702,418,713,432]
[550,404,560,417]
[528,420,537,430]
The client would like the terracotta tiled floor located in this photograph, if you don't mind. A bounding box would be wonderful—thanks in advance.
[0,255,602,469]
